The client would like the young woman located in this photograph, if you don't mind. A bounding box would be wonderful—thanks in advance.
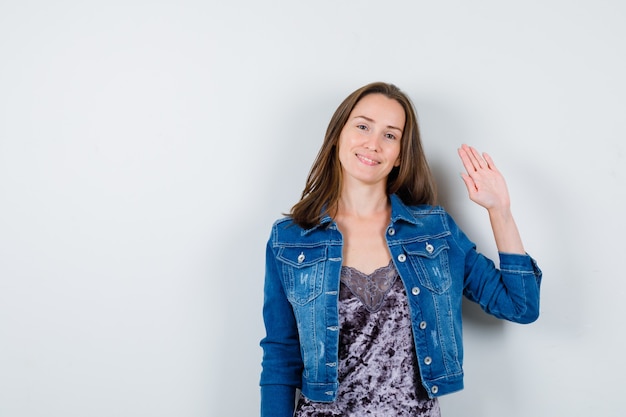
[260,82,542,417]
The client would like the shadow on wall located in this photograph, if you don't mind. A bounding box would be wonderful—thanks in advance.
[502,156,584,339]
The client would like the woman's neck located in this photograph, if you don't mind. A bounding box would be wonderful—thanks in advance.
[334,186,393,275]
[336,186,390,219]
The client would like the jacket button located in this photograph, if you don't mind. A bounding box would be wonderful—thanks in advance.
[411,287,420,296]
[431,386,439,394]
[425,243,434,253]
[297,252,305,263]
[419,321,427,329]
[388,227,395,236]
[424,356,432,365]
[397,254,406,262]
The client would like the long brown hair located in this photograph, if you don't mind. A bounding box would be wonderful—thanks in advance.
[290,82,437,229]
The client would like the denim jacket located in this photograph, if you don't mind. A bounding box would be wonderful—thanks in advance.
[260,194,542,417]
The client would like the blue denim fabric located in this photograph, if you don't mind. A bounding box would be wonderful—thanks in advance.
[260,194,542,417]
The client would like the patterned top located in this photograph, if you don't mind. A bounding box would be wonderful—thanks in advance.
[294,261,441,417]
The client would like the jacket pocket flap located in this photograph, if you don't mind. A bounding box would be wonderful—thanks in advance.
[403,239,449,258]
[277,246,327,268]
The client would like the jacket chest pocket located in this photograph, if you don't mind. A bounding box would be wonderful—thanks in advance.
[277,245,327,305]
[403,239,452,294]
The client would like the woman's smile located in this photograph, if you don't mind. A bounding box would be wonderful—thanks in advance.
[355,153,380,166]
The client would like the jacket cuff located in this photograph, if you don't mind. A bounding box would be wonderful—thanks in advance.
[498,252,542,276]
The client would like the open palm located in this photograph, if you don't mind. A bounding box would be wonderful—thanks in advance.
[458,144,511,211]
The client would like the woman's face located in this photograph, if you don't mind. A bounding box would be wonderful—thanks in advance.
[337,93,405,190]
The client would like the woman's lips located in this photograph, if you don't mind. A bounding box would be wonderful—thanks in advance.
[356,153,380,166]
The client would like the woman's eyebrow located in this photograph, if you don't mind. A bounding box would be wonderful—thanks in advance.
[353,115,403,132]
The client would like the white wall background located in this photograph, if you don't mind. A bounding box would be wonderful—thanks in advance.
[1,1,625,416]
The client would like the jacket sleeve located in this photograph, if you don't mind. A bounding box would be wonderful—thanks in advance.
[446,213,542,324]
[259,231,303,417]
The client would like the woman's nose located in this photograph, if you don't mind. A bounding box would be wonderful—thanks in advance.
[364,133,380,151]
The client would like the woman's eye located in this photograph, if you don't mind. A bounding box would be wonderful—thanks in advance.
[356,124,367,130]
[385,133,397,140]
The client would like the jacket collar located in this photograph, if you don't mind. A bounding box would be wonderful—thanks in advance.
[389,194,420,225]
[302,212,334,235]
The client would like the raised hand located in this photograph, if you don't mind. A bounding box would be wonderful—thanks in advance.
[457,144,524,254]
[458,144,511,211]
